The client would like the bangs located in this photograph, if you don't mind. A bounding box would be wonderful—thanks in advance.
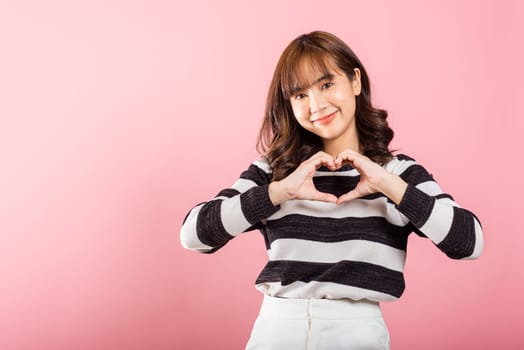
[280,49,338,99]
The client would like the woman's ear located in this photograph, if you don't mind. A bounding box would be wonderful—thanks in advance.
[352,68,362,96]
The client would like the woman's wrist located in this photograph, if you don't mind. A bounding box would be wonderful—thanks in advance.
[377,173,408,205]
[269,181,290,206]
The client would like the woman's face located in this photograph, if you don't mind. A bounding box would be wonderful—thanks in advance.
[289,60,362,146]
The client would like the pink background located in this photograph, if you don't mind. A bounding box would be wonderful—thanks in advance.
[1,0,522,349]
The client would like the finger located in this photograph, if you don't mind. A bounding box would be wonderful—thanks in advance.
[335,155,360,170]
[336,153,369,171]
[335,149,363,164]
[337,183,376,204]
[309,151,333,163]
[337,190,362,204]
[310,190,338,203]
[309,153,336,170]
[313,150,330,158]
[335,151,358,168]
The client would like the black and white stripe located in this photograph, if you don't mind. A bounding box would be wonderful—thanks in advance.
[180,154,484,301]
[255,260,405,298]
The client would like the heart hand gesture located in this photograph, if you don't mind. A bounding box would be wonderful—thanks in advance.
[268,149,407,206]
[334,149,388,204]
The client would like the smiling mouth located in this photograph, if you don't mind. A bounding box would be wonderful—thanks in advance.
[312,111,337,125]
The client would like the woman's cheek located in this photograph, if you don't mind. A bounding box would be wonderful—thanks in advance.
[293,107,307,124]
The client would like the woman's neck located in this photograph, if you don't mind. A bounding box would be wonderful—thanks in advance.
[322,133,361,158]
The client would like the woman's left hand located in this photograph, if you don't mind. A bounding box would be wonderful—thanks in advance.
[334,149,392,205]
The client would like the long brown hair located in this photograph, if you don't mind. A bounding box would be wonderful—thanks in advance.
[257,31,394,181]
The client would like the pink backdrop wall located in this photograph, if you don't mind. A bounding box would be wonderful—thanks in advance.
[1,0,522,349]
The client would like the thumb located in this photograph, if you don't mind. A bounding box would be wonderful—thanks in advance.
[310,190,338,203]
[337,190,362,205]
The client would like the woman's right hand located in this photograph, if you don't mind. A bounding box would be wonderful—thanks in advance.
[268,151,339,206]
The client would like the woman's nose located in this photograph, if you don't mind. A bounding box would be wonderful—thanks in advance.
[309,91,328,114]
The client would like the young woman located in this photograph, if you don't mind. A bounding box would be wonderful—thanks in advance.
[180,31,483,350]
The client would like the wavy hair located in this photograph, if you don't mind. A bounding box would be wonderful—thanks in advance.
[257,31,394,181]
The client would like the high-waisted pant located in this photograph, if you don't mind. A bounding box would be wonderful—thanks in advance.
[245,295,390,350]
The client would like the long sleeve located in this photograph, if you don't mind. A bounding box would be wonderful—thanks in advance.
[390,154,484,260]
[180,158,280,253]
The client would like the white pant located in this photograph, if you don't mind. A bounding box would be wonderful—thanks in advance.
[245,295,390,350]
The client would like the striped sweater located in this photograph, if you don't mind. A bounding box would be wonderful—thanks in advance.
[180,154,483,302]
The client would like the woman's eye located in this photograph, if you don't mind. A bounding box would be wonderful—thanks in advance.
[322,82,334,89]
[295,93,306,100]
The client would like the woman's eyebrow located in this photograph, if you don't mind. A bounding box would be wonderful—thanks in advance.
[313,73,335,84]
[291,73,335,95]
